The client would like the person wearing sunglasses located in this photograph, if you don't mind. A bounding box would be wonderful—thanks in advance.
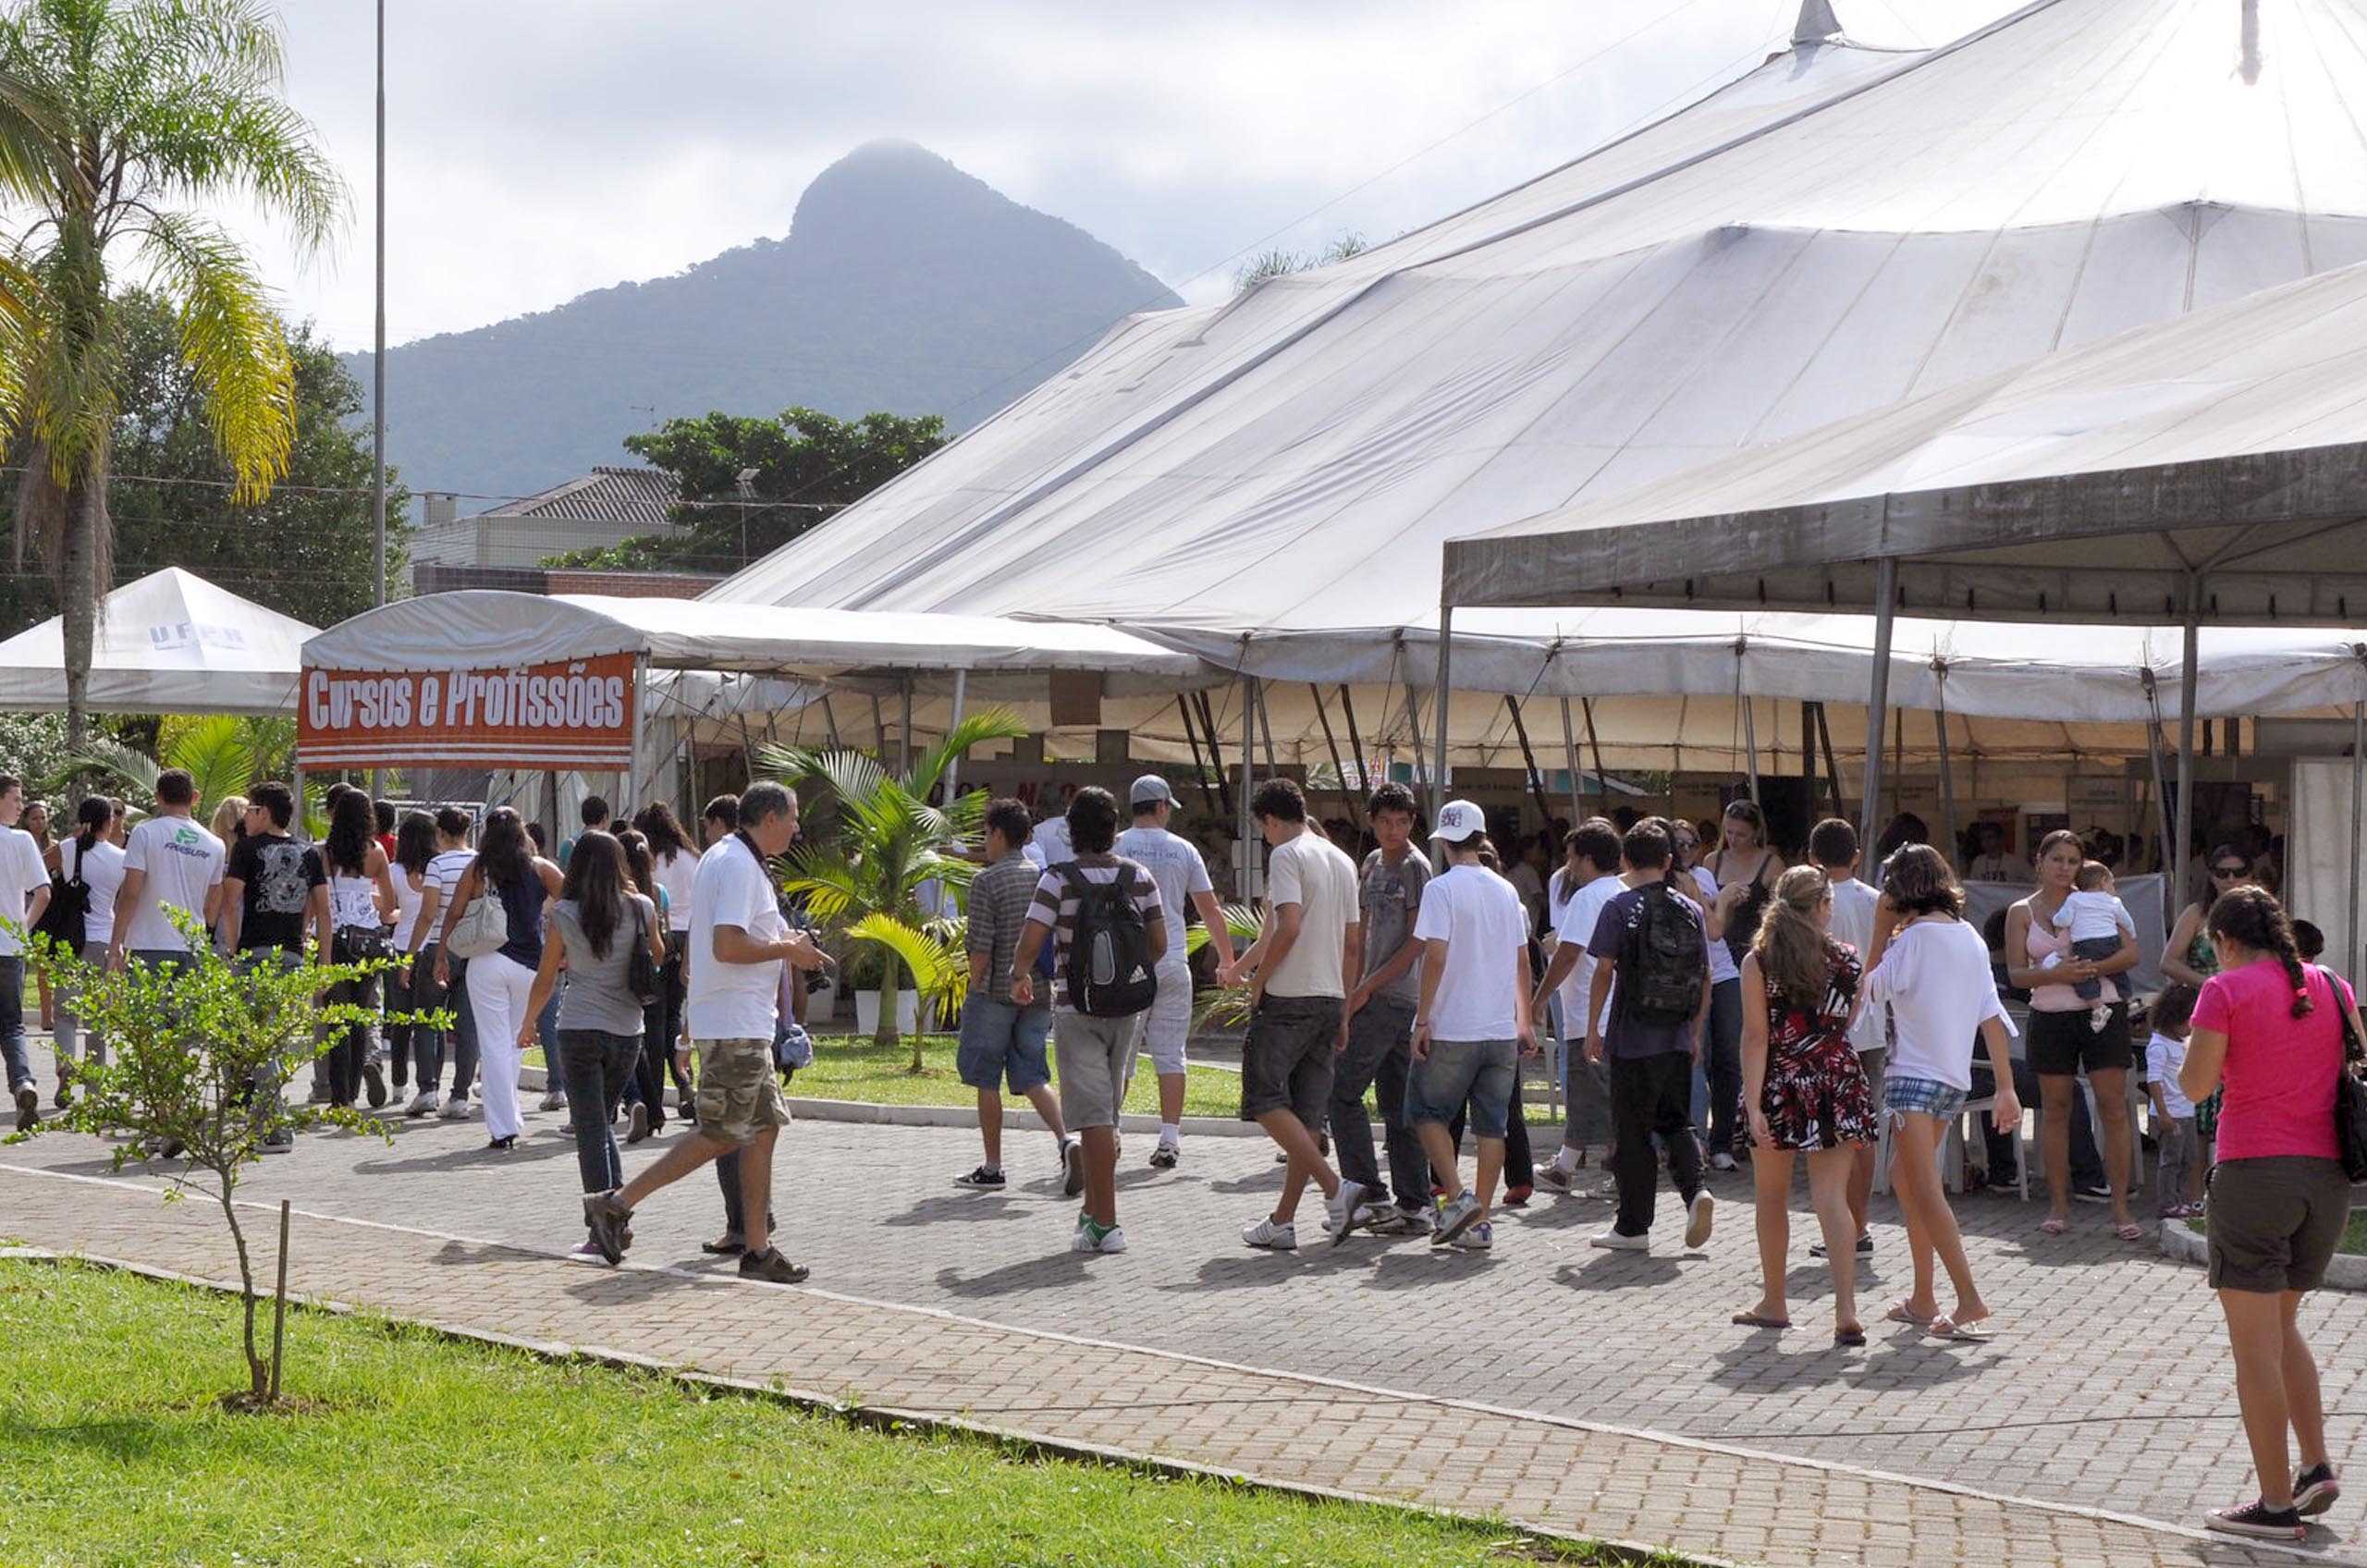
[2165,843,2252,991]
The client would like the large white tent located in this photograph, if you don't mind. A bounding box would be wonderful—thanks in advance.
[706,0,2367,686]
[0,567,317,716]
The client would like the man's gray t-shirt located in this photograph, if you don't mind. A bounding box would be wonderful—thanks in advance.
[549,895,656,1035]
[1357,847,1430,1009]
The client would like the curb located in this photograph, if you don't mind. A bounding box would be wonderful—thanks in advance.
[2157,1210,2367,1290]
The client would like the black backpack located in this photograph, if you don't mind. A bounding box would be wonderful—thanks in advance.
[34,837,90,952]
[1056,860,1159,1017]
[1616,880,1706,1029]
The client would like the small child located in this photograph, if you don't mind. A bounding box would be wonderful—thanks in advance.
[2042,861,2133,1030]
[2146,983,2201,1218]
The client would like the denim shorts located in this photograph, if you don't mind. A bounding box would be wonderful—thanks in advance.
[1883,1072,1967,1121]
[1404,1037,1519,1139]
[956,995,1053,1095]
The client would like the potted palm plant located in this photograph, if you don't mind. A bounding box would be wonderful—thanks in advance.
[765,708,1029,1070]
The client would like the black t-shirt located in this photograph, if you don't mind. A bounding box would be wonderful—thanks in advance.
[227,832,325,952]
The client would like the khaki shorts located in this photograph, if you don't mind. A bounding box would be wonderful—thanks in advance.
[1056,1011,1142,1132]
[693,1036,791,1147]
[2207,1155,2352,1293]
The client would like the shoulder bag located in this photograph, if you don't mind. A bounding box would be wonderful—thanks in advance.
[626,899,661,1007]
[2329,970,2367,1182]
[445,868,509,961]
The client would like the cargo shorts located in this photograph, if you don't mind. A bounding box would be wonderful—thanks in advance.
[693,1036,791,1147]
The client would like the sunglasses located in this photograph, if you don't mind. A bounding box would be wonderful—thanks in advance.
[2212,864,2250,878]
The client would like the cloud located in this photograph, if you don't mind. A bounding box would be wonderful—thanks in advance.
[231,0,2020,347]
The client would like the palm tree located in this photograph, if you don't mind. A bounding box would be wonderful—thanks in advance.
[0,0,346,757]
[764,708,1029,1068]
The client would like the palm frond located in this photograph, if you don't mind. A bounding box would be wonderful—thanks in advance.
[844,913,968,1011]
[907,706,1029,800]
[162,714,255,807]
[130,210,293,503]
[51,736,157,801]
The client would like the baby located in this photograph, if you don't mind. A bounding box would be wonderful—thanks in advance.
[2043,861,2133,1031]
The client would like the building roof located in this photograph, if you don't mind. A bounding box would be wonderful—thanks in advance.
[705,0,2367,674]
[475,466,677,527]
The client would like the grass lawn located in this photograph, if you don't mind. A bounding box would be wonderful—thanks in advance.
[0,1258,1639,1567]
[2184,1209,2367,1255]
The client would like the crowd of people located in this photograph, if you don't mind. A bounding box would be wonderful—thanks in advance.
[0,761,2353,1541]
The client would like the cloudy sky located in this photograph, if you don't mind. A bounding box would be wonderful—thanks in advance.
[250,0,2022,351]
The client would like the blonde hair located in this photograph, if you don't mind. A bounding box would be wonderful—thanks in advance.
[210,795,249,842]
[1752,865,1834,1009]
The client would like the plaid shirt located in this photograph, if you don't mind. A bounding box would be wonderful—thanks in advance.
[965,852,1041,1004]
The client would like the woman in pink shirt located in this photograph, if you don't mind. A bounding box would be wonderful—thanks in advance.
[2181,886,2361,1541]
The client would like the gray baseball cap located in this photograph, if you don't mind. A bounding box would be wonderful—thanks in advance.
[1129,775,1177,807]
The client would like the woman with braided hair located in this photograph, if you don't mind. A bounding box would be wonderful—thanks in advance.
[2182,885,2363,1540]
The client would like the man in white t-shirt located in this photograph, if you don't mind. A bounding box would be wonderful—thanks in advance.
[1530,818,1625,1193]
[588,783,828,1282]
[1808,817,1888,1258]
[0,771,53,1130]
[1027,805,1072,871]
[1407,800,1538,1250]
[1219,779,1367,1250]
[1114,775,1233,1169]
[107,767,225,977]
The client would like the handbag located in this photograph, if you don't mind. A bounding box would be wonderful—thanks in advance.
[445,872,509,961]
[2334,974,2367,1182]
[333,925,389,964]
[35,838,90,951]
[626,900,661,1008]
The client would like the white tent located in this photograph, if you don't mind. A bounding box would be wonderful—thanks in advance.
[0,567,317,716]
[705,0,2367,689]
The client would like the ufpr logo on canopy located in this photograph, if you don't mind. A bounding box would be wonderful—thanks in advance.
[148,620,251,652]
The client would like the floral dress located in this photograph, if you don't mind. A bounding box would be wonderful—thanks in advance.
[1758,938,1878,1150]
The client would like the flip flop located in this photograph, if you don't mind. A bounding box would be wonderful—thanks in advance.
[1927,1315,1995,1341]
[2039,1218,2070,1235]
[1883,1299,1934,1326]
[2116,1221,2147,1242]
[1834,1324,1867,1347]
[1730,1311,1791,1329]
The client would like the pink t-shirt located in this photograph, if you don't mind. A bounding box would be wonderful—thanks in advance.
[2192,959,2346,1162]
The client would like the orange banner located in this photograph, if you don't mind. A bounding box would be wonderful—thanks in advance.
[300,653,637,771]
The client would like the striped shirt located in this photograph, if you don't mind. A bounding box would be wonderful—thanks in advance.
[1024,855,1162,1015]
[964,851,1041,1005]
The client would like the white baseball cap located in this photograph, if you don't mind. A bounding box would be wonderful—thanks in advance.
[1430,799,1486,843]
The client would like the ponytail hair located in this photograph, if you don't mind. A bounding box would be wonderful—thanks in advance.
[2206,885,2313,1019]
[1753,865,1834,1009]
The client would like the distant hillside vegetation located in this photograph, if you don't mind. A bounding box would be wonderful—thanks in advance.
[346,140,1181,505]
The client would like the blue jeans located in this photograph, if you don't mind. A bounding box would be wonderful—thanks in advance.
[1331,998,1426,1209]
[1551,995,1613,1148]
[536,978,563,1086]
[442,953,479,1096]
[0,954,26,1092]
[1404,1037,1518,1139]
[955,996,1052,1093]
[388,943,445,1087]
[561,1028,642,1194]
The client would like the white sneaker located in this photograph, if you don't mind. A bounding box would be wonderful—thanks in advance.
[437,1095,472,1121]
[1092,1226,1127,1254]
[1588,1229,1650,1252]
[1431,1191,1482,1246]
[1448,1220,1494,1251]
[1710,1151,1737,1172]
[1242,1218,1297,1250]
[1326,1180,1367,1247]
[1685,1190,1716,1249]
[402,1090,439,1118]
[539,1088,567,1112]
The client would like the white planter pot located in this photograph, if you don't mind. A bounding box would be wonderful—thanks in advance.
[854,989,920,1035]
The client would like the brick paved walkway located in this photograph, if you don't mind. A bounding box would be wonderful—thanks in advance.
[3,1040,2359,1566]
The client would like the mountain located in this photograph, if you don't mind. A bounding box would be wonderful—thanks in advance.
[345,141,1182,507]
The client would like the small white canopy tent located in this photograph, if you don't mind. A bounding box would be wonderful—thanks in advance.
[0,566,318,716]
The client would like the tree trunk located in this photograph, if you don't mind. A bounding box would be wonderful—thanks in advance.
[215,1177,268,1403]
[59,472,102,760]
[879,949,905,1058]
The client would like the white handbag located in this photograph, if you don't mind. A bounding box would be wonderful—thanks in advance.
[445,876,509,960]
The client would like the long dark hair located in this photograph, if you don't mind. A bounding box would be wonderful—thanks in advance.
[561,828,627,959]
[2207,885,2313,1019]
[475,807,534,890]
[634,802,691,863]
[72,795,108,857]
[616,827,656,897]
[325,788,375,877]
[395,810,437,878]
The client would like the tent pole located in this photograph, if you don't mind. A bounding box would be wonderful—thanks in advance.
[1737,641,1759,800]
[899,677,914,778]
[1310,684,1355,825]
[1338,684,1367,808]
[1800,701,1816,817]
[1933,667,1958,863]
[1815,703,1846,821]
[820,692,840,749]
[869,693,885,760]
[1196,690,1233,818]
[1255,680,1280,774]
[1858,557,1899,854]
[942,669,968,801]
[1505,695,1552,827]
[1403,678,1429,802]
[1237,672,1258,900]
[2142,670,2177,911]
[1582,697,1609,808]
[2350,655,2365,981]
[2177,576,2201,915]
[1559,697,1582,821]
[1429,608,1454,829]
[1177,694,1217,815]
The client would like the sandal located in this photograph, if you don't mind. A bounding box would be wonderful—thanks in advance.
[2039,1217,2070,1235]
[2116,1221,2147,1242]
[1834,1323,1867,1347]
[1883,1299,1934,1326]
[1730,1311,1791,1329]
[1928,1314,1995,1341]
